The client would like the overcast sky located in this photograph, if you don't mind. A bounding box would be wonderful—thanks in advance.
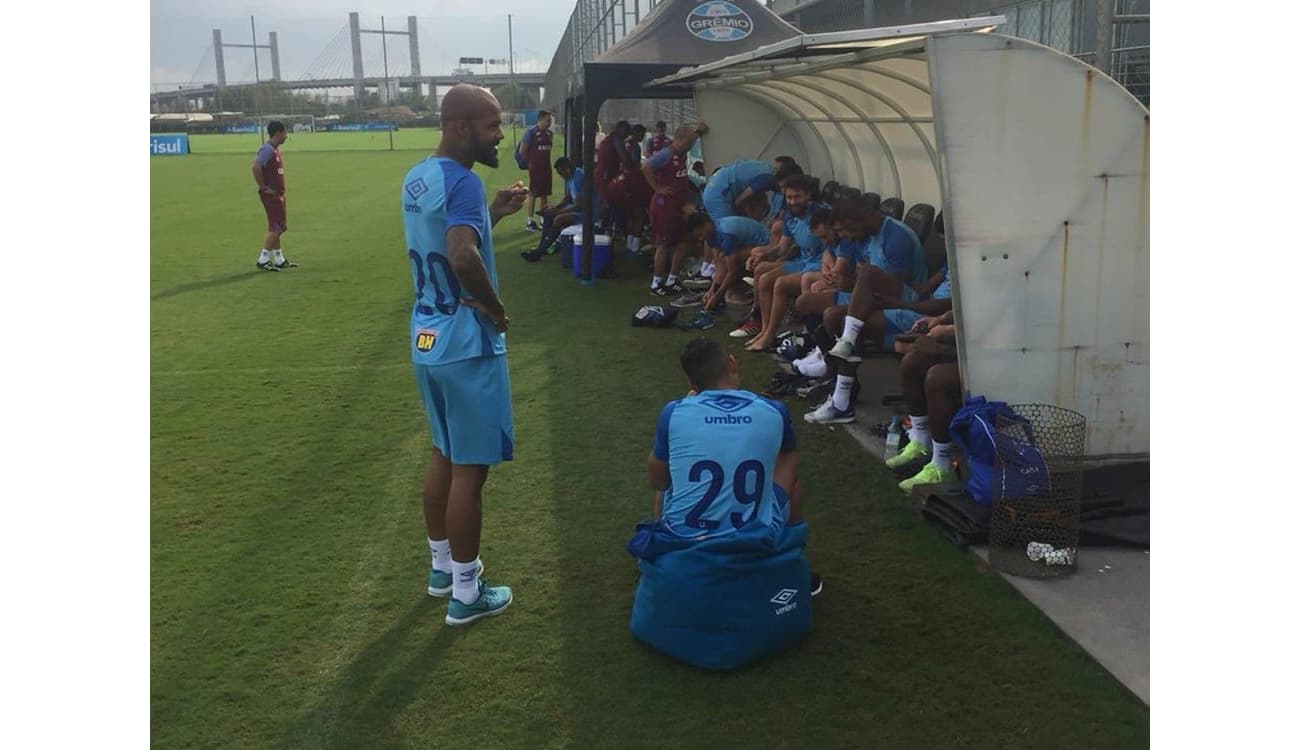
[151,0,573,87]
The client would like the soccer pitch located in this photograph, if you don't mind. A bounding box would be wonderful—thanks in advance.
[150,137,1149,748]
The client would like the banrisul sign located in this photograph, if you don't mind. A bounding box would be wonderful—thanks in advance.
[150,134,190,156]
[687,1,754,42]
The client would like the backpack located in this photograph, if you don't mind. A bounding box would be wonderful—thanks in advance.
[949,397,1050,506]
[631,305,679,328]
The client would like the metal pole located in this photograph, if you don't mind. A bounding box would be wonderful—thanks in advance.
[382,16,394,151]
[251,15,263,143]
[1096,0,1113,75]
[509,14,517,149]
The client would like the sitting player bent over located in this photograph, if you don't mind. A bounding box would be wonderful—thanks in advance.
[629,338,820,670]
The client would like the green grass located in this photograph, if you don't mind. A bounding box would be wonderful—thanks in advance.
[151,140,1148,749]
[186,127,528,155]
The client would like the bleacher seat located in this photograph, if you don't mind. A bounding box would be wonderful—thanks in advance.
[880,197,905,221]
[862,192,881,210]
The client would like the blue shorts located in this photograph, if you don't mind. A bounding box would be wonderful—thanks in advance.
[834,282,920,308]
[783,257,819,276]
[881,309,924,349]
[414,355,515,465]
[702,183,734,221]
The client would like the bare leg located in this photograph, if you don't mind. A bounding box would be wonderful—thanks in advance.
[447,464,490,562]
[925,363,963,444]
[423,448,453,540]
[750,273,804,349]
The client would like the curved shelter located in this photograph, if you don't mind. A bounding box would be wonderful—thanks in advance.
[651,22,1150,458]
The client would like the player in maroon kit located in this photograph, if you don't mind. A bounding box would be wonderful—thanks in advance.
[518,110,554,231]
[252,121,297,271]
[646,120,673,158]
[642,122,709,296]
[595,120,632,230]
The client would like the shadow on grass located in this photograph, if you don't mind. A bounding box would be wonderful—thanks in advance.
[151,270,264,302]
[278,601,466,749]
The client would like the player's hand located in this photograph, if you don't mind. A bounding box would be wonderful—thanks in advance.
[911,315,942,333]
[461,298,509,332]
[695,122,710,135]
[927,324,957,342]
[259,186,275,195]
[491,182,529,218]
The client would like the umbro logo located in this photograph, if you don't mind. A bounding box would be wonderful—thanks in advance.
[701,394,752,414]
[770,588,797,605]
[770,588,799,615]
[405,178,429,200]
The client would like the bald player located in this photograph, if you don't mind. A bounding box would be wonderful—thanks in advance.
[402,84,528,626]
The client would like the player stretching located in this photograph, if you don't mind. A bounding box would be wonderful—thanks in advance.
[252,121,297,271]
[403,84,527,626]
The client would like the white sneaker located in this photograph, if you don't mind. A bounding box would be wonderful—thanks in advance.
[828,338,862,363]
[804,398,856,424]
[741,276,755,287]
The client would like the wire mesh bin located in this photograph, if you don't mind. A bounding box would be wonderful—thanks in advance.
[987,404,1087,578]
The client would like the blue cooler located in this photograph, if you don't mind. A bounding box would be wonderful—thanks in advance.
[572,234,612,278]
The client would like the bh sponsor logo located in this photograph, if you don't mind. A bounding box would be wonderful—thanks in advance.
[687,1,754,42]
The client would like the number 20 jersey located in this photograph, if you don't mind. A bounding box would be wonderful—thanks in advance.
[402,156,506,366]
[653,389,796,541]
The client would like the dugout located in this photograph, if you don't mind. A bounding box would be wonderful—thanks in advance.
[564,0,801,281]
[646,20,1150,459]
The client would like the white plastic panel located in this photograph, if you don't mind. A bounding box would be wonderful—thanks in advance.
[931,33,1149,456]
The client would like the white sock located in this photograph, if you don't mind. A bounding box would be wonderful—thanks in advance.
[832,374,854,411]
[258,248,271,263]
[428,538,451,573]
[651,275,664,290]
[666,274,679,287]
[451,557,482,604]
[909,415,931,448]
[931,441,955,470]
[272,248,285,262]
[842,315,865,344]
[794,349,827,377]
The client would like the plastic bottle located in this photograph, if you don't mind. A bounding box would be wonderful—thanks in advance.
[884,415,903,458]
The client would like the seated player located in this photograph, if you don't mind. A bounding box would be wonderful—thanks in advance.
[741,175,829,351]
[702,157,800,222]
[806,264,953,425]
[822,197,930,362]
[520,156,586,262]
[630,338,818,671]
[684,194,771,311]
[887,313,963,492]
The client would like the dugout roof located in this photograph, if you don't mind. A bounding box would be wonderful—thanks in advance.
[646,22,1151,457]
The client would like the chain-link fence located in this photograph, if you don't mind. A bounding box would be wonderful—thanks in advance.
[771,0,1148,106]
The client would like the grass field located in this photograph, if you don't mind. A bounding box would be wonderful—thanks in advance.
[151,133,1148,748]
[186,127,511,155]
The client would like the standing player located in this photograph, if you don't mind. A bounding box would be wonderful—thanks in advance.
[518,110,554,231]
[252,121,297,271]
[642,122,709,296]
[402,84,528,626]
[646,120,672,158]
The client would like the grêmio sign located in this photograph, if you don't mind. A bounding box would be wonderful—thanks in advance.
[150,134,190,156]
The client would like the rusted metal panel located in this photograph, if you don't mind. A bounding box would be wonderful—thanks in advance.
[930,33,1149,456]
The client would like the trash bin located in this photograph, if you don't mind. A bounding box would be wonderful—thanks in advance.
[987,404,1087,579]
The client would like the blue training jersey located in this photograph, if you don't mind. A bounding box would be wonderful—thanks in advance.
[837,216,926,288]
[402,156,506,366]
[780,203,829,263]
[712,216,771,256]
[653,389,796,541]
[566,167,585,205]
[716,159,773,200]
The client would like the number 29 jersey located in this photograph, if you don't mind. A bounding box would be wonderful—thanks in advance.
[652,389,796,541]
[402,156,507,366]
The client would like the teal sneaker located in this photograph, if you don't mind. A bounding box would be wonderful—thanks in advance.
[426,560,484,598]
[898,463,959,493]
[885,439,931,470]
[445,580,513,626]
